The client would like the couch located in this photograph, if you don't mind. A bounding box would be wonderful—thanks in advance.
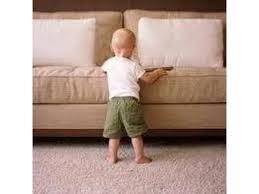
[33,10,226,137]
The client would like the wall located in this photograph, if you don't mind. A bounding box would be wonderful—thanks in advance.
[33,0,226,12]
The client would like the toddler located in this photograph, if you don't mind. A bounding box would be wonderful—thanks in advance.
[102,28,167,164]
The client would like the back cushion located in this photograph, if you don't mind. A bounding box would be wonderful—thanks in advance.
[124,10,226,66]
[138,18,224,68]
[33,19,96,66]
[33,11,122,65]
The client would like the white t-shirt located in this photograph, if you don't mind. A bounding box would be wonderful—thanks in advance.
[102,56,146,100]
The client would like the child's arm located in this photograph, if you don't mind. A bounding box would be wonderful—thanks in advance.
[140,68,167,84]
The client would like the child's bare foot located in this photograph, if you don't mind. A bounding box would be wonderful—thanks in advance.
[135,156,152,164]
[106,155,119,164]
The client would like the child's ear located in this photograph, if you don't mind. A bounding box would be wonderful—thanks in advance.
[110,44,115,56]
[133,42,136,48]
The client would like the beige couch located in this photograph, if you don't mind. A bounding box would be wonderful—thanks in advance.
[33,10,226,137]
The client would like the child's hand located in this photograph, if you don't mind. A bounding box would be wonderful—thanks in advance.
[140,68,167,84]
[154,68,168,76]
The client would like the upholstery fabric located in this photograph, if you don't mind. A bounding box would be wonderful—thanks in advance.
[33,18,96,66]
[33,66,108,104]
[33,11,122,65]
[33,104,226,129]
[33,66,226,104]
[138,18,224,68]
[124,10,226,65]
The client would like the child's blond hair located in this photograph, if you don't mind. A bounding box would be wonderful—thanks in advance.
[111,28,136,50]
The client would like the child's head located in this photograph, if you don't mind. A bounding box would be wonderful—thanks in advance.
[111,28,136,58]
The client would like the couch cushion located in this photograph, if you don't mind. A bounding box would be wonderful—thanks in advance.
[33,66,226,104]
[124,10,226,66]
[33,66,108,104]
[33,11,122,65]
[140,67,226,103]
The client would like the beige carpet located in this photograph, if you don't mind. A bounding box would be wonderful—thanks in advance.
[33,137,225,194]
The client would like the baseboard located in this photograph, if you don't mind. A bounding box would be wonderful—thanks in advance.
[33,128,226,137]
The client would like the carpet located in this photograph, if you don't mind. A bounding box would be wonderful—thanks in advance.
[33,137,226,194]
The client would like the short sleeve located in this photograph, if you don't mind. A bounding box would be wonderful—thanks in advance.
[101,59,111,72]
[134,63,146,79]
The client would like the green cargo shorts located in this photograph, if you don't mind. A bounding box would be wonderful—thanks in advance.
[103,96,148,138]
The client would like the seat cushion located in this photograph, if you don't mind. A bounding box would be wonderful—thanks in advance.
[140,67,226,103]
[33,66,108,104]
[33,66,226,104]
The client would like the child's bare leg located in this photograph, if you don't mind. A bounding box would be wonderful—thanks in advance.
[107,138,120,163]
[131,135,152,164]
